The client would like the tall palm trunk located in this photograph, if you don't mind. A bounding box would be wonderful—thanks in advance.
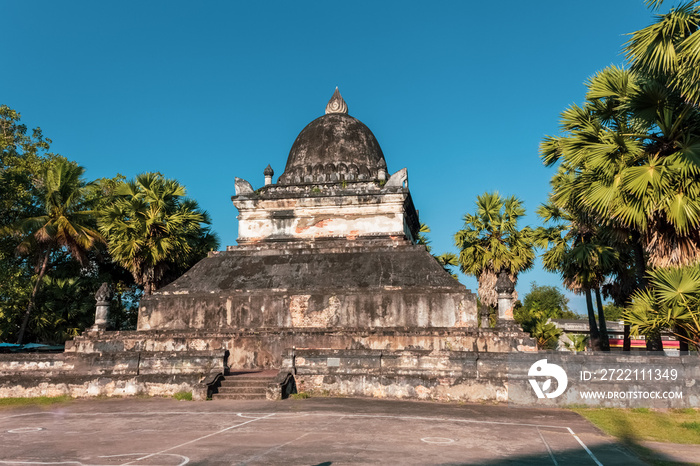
[631,232,664,351]
[585,289,602,350]
[625,234,648,351]
[16,248,51,345]
[595,287,610,351]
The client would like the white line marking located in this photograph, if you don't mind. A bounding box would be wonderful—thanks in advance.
[236,412,307,419]
[0,411,271,421]
[536,427,559,466]
[0,462,84,465]
[236,432,311,465]
[101,453,190,466]
[0,410,601,465]
[421,437,455,444]
[7,427,44,433]
[119,413,275,465]
[567,427,603,466]
[336,413,570,430]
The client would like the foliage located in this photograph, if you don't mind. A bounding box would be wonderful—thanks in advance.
[98,173,220,295]
[417,223,460,278]
[603,303,626,321]
[518,282,577,318]
[1,105,57,342]
[534,201,621,350]
[2,159,104,344]
[514,282,580,334]
[541,64,700,270]
[624,265,700,346]
[416,223,432,251]
[455,192,534,307]
[0,106,211,343]
[627,0,700,106]
[532,317,563,350]
[434,252,459,279]
[564,333,589,352]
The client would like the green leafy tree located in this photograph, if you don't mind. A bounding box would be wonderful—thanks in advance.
[0,105,58,342]
[98,173,219,295]
[514,282,580,329]
[2,159,104,344]
[603,303,626,321]
[518,282,575,317]
[454,192,535,308]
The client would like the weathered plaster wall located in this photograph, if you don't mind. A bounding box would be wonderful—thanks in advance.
[138,243,477,333]
[290,349,511,403]
[138,290,475,331]
[233,181,418,244]
[235,191,411,243]
[0,351,224,399]
[290,349,699,406]
[66,328,535,369]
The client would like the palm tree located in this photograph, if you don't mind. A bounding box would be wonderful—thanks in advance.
[435,252,459,279]
[535,201,619,351]
[454,192,535,309]
[625,265,700,349]
[626,1,700,106]
[98,173,218,295]
[417,223,460,279]
[542,65,700,269]
[541,64,700,350]
[2,159,103,344]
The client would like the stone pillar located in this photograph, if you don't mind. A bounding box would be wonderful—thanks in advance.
[495,271,515,322]
[92,282,112,331]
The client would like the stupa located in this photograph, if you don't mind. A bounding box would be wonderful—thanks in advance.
[53,89,533,401]
[137,88,476,337]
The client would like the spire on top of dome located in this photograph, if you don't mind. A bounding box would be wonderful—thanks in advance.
[325,87,348,115]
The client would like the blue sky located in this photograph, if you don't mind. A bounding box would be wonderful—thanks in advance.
[4,1,657,313]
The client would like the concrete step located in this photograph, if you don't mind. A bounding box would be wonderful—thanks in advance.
[219,380,272,388]
[211,372,277,400]
[217,386,267,395]
[212,392,267,400]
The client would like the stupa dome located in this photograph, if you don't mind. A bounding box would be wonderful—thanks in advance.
[277,88,388,185]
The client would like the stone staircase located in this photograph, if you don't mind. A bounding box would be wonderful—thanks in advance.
[211,370,278,400]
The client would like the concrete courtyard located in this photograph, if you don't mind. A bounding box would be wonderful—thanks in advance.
[0,397,650,465]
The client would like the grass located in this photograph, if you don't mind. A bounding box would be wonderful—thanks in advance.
[172,391,193,401]
[289,392,310,399]
[573,407,700,444]
[0,396,72,409]
[573,407,700,466]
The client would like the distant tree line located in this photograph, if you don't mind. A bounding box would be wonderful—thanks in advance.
[0,105,219,345]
